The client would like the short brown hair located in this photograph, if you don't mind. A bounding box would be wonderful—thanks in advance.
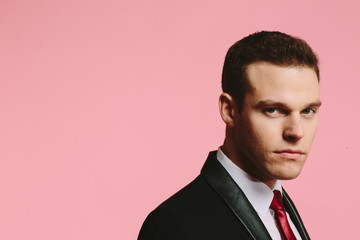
[221,31,319,111]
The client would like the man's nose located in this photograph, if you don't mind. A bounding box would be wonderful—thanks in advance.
[283,114,305,143]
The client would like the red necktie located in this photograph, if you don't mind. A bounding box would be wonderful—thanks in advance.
[270,190,297,240]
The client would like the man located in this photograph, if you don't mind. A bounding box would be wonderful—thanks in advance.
[138,31,320,240]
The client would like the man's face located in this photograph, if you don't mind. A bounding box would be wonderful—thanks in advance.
[232,62,320,187]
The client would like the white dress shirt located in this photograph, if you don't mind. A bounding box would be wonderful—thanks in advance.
[216,148,302,240]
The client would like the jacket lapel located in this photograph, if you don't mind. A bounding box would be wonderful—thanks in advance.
[200,151,272,240]
[283,189,311,240]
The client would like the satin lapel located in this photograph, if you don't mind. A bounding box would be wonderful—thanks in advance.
[200,151,272,240]
[282,189,311,240]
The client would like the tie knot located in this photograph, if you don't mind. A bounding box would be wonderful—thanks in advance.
[270,190,284,211]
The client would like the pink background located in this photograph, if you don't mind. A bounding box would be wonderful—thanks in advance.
[1,0,359,239]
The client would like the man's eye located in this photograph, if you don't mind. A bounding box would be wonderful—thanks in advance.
[302,108,315,114]
[264,108,282,114]
[265,108,277,113]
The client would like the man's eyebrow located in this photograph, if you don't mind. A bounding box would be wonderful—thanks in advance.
[307,101,322,108]
[255,100,288,109]
[254,100,322,109]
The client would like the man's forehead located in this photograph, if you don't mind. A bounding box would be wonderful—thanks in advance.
[245,62,318,79]
[246,62,318,88]
[244,62,320,108]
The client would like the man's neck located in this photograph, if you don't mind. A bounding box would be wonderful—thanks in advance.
[220,144,277,190]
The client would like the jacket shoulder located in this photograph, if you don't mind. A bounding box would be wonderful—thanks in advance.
[138,175,252,240]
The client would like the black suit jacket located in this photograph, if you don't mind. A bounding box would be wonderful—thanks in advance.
[138,151,310,240]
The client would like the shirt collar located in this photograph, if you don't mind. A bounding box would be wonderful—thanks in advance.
[216,147,282,216]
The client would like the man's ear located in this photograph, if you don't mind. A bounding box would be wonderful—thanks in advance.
[219,93,237,128]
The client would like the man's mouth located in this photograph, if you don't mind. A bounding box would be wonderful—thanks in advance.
[274,149,305,160]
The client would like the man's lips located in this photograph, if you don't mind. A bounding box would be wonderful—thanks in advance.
[274,149,305,159]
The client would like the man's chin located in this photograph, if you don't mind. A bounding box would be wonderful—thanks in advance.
[275,170,303,180]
